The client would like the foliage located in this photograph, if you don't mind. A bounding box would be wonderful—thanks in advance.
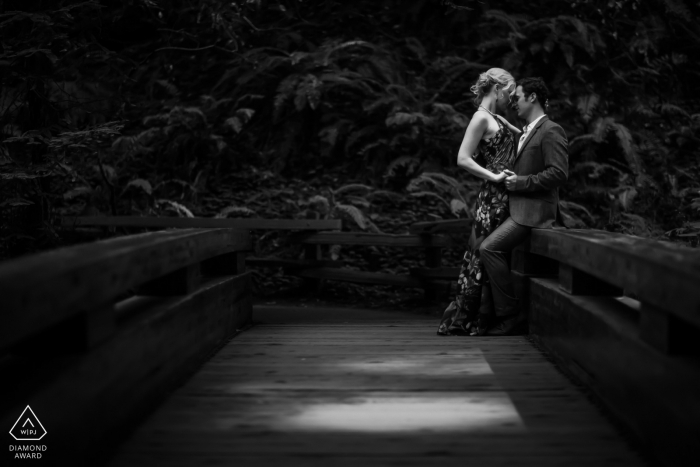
[2,0,700,259]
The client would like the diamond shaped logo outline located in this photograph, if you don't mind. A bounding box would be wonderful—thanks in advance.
[9,406,47,441]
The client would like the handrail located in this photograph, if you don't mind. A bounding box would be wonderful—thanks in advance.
[529,229,700,328]
[61,216,342,231]
[0,228,250,351]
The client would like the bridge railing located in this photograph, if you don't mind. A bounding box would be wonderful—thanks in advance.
[0,228,252,462]
[514,228,700,467]
[60,216,475,299]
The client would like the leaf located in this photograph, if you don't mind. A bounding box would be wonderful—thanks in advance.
[576,94,599,122]
[216,206,256,218]
[125,179,152,195]
[618,187,638,210]
[450,199,468,216]
[333,184,373,196]
[156,199,194,218]
[308,195,330,215]
[63,186,92,199]
[0,197,34,207]
[333,203,368,230]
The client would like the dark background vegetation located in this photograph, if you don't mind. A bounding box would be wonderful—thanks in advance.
[2,0,699,275]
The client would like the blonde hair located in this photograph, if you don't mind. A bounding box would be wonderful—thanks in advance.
[470,68,516,106]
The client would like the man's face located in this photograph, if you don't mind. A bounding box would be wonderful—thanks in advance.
[511,85,533,120]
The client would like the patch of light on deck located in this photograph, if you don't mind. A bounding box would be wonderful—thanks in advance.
[278,393,523,432]
[339,357,492,376]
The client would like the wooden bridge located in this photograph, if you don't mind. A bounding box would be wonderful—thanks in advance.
[1,217,699,466]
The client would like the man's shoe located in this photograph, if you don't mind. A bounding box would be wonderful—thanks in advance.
[473,314,492,336]
[488,314,526,336]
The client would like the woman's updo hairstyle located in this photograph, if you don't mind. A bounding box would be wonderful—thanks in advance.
[470,68,516,106]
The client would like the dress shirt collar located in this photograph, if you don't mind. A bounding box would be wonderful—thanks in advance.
[523,114,546,134]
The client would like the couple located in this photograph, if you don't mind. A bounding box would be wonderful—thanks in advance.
[437,68,568,337]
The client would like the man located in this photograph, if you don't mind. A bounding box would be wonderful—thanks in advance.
[479,77,569,335]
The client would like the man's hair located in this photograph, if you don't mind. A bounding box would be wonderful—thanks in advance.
[518,77,549,109]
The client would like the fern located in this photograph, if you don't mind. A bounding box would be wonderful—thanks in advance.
[216,206,256,218]
[333,184,373,196]
[384,156,421,180]
[576,94,599,122]
[307,195,330,216]
[332,203,368,230]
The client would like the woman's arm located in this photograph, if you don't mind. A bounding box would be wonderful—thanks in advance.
[457,113,508,183]
[495,114,522,136]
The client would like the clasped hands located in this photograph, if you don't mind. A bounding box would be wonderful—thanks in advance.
[493,169,518,191]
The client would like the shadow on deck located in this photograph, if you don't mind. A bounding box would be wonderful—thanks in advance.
[107,306,647,467]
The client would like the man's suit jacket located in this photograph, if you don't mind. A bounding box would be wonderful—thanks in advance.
[509,116,569,228]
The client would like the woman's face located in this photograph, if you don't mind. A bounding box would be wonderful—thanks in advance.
[495,84,513,112]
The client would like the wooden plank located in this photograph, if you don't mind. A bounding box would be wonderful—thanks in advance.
[409,219,473,234]
[295,267,425,287]
[511,243,558,275]
[0,228,250,350]
[528,277,700,466]
[558,264,623,296]
[529,229,700,328]
[293,231,454,247]
[61,216,342,231]
[0,273,251,464]
[245,256,343,269]
[410,267,460,279]
[108,319,647,467]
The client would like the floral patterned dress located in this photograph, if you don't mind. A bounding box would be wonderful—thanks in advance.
[437,110,515,336]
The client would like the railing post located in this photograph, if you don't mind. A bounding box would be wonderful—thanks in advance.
[302,243,324,294]
[423,246,442,301]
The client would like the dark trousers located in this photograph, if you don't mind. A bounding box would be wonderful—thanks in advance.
[479,217,531,317]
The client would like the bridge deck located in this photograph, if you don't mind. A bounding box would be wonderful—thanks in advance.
[108,307,646,466]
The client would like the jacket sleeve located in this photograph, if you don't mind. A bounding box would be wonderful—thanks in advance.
[513,124,569,192]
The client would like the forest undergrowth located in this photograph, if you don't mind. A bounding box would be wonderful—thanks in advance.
[2,0,699,307]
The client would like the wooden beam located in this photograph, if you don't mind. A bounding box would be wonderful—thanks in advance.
[0,274,251,463]
[528,277,700,466]
[295,267,426,287]
[529,229,700,329]
[292,232,453,248]
[0,228,251,351]
[409,219,473,234]
[409,267,460,280]
[61,216,342,231]
[558,264,623,296]
[245,256,344,269]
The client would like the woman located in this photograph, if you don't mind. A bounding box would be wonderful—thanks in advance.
[437,68,521,336]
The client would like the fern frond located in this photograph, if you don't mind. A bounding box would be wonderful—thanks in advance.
[216,205,256,218]
[332,203,368,230]
[384,156,421,179]
[333,184,373,196]
[274,74,301,120]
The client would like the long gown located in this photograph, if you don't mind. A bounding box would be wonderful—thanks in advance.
[437,109,516,336]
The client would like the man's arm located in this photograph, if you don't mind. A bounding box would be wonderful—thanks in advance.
[512,124,568,192]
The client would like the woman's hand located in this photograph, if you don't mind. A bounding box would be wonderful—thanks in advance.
[491,171,508,183]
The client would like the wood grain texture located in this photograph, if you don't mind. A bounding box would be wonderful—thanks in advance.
[62,216,342,231]
[529,277,700,467]
[293,231,454,247]
[108,319,646,467]
[0,273,252,466]
[409,219,474,234]
[529,228,700,327]
[0,228,250,350]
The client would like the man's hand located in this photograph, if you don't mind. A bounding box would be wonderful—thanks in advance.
[504,169,517,191]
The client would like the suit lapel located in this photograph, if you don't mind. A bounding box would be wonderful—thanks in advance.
[515,115,549,162]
